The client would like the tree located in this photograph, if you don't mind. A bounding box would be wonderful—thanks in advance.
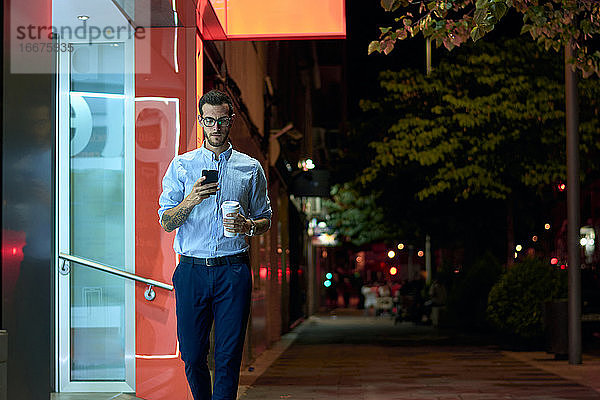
[362,39,599,199]
[325,183,392,246]
[357,39,600,262]
[369,0,600,77]
[365,0,598,361]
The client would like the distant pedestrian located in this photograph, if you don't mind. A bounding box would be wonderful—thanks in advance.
[342,276,352,307]
[362,284,377,316]
[428,280,447,327]
[326,276,338,309]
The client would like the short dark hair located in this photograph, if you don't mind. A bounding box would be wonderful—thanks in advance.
[198,89,234,116]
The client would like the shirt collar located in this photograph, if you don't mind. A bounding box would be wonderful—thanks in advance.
[200,142,233,161]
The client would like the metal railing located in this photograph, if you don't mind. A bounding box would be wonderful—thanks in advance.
[58,252,173,301]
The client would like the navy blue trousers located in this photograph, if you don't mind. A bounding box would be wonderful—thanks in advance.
[172,258,252,400]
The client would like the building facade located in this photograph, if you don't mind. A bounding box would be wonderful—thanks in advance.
[2,0,345,398]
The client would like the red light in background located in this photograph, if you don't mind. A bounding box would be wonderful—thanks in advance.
[550,257,559,265]
[2,229,26,301]
[259,267,268,280]
[557,182,566,192]
[560,265,566,270]
[389,267,397,275]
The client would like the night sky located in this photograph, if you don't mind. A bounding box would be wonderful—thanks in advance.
[344,1,524,115]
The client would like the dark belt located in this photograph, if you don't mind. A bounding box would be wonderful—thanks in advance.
[180,253,249,267]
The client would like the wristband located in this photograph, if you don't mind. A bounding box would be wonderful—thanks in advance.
[246,219,256,237]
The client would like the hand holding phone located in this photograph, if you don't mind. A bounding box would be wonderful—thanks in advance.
[200,169,218,197]
[187,170,218,206]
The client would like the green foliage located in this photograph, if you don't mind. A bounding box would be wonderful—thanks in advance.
[369,0,600,77]
[445,252,503,329]
[486,257,567,340]
[360,39,600,202]
[324,183,393,246]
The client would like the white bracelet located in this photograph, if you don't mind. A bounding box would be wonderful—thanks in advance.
[245,219,256,237]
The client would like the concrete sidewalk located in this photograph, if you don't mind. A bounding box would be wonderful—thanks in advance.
[238,311,600,400]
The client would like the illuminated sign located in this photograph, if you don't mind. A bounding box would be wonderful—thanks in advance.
[208,0,345,40]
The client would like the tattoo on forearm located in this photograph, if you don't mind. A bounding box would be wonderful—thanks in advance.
[162,205,194,232]
[252,218,270,236]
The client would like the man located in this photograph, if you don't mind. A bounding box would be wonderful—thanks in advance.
[158,89,271,400]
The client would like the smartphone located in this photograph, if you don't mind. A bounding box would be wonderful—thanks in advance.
[201,169,218,188]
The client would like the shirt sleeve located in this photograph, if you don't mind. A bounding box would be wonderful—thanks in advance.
[158,157,184,222]
[248,161,272,220]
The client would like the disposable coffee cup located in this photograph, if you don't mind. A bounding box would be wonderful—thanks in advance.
[221,201,240,237]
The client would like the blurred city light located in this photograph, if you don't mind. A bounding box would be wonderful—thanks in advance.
[417,250,424,257]
[515,245,522,252]
[325,272,333,279]
[397,243,404,250]
[557,182,566,192]
[514,252,518,258]
[550,257,559,265]
[323,280,332,287]
[299,158,316,171]
[580,226,596,261]
[560,265,567,270]
[545,223,551,230]
[532,235,538,242]
[259,267,268,279]
[387,250,395,258]
[389,267,397,275]
[316,233,337,246]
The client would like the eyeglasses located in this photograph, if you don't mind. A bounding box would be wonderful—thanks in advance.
[199,114,235,128]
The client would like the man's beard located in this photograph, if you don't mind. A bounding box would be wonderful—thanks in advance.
[205,131,230,147]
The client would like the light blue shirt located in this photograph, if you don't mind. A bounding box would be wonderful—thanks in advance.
[158,144,272,257]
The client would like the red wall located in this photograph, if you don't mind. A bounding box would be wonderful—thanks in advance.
[134,25,198,400]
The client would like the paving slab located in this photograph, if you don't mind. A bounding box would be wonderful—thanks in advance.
[240,313,600,400]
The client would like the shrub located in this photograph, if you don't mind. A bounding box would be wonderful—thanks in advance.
[486,257,567,341]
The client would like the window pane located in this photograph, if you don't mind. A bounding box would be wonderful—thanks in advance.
[69,42,126,382]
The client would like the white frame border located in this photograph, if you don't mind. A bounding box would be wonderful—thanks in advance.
[55,34,136,394]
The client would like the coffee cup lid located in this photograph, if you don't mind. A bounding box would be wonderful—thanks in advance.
[221,200,240,208]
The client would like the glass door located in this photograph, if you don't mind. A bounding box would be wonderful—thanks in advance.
[55,0,135,392]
